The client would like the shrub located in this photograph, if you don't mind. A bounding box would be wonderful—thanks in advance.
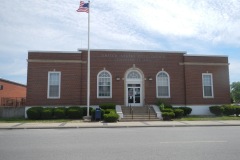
[82,107,93,116]
[223,105,236,116]
[162,112,175,121]
[41,108,53,119]
[99,103,116,109]
[103,110,119,122]
[159,103,165,111]
[156,99,172,109]
[209,106,224,116]
[162,108,173,113]
[235,106,240,116]
[27,107,43,120]
[53,107,66,119]
[179,107,192,116]
[67,106,83,119]
[173,109,184,118]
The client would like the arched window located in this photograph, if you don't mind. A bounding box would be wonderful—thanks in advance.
[156,71,170,98]
[127,71,141,79]
[97,70,112,98]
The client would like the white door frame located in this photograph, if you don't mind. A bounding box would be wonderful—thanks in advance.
[125,68,144,106]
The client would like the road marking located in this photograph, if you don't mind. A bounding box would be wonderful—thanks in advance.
[158,140,227,144]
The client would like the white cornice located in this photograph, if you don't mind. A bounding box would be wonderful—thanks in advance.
[28,50,82,54]
[184,54,228,58]
[179,62,229,66]
[27,59,86,63]
[77,48,187,54]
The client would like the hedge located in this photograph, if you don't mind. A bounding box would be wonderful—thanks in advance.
[82,107,93,116]
[156,99,173,108]
[99,103,116,110]
[41,108,53,119]
[162,112,175,121]
[162,108,173,113]
[209,106,224,116]
[67,106,83,119]
[103,109,119,122]
[53,107,66,119]
[179,107,192,116]
[236,107,240,116]
[173,109,184,118]
[27,107,43,120]
[223,105,236,116]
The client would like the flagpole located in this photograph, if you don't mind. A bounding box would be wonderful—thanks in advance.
[87,0,90,117]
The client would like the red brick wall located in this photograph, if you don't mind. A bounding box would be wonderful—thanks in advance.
[184,56,231,105]
[0,79,26,105]
[26,52,82,106]
[80,50,186,105]
[27,51,231,107]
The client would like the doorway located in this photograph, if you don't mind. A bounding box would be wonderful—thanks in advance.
[125,70,143,106]
[127,84,141,106]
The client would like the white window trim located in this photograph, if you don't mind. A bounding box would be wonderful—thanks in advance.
[202,73,214,98]
[47,71,61,99]
[156,71,170,98]
[97,70,112,98]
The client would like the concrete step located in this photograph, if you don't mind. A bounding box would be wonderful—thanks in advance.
[120,119,160,122]
[120,106,160,121]
[121,116,160,122]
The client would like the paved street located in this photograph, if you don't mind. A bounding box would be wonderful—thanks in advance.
[1,126,240,160]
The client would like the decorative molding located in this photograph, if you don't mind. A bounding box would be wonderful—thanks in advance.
[179,62,229,66]
[27,59,86,63]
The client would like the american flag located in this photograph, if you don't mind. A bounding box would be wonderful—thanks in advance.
[76,1,89,13]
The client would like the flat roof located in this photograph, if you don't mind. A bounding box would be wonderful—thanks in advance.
[28,50,82,54]
[28,49,228,58]
[78,48,187,54]
[185,54,228,58]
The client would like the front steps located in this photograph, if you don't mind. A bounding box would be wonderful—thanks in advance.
[120,106,160,121]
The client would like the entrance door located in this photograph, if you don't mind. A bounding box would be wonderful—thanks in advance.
[127,84,141,106]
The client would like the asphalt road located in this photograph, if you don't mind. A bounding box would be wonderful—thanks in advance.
[1,127,240,160]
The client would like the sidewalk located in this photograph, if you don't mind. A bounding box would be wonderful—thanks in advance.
[1,120,240,129]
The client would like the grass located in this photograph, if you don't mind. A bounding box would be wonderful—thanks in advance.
[0,118,73,123]
[177,115,240,121]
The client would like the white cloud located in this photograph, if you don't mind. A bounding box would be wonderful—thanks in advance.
[0,0,240,84]
[229,59,240,83]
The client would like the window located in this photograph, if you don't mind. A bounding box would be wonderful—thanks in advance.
[97,70,112,98]
[127,71,141,79]
[48,72,61,99]
[0,85,3,90]
[156,71,170,98]
[202,73,214,98]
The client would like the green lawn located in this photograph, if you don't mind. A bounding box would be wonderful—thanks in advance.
[177,115,240,121]
[0,118,73,123]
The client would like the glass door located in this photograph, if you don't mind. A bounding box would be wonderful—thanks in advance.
[127,84,141,106]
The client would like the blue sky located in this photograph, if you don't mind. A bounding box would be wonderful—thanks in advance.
[0,0,240,85]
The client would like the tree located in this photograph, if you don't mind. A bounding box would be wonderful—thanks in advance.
[231,82,240,103]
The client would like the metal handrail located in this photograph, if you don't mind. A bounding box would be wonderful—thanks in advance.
[147,104,151,120]
[129,104,134,119]
[131,108,133,119]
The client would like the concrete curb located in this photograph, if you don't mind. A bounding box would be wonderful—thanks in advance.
[1,121,240,129]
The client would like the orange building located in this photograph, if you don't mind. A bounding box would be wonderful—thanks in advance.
[0,78,26,107]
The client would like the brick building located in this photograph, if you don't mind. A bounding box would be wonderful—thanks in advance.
[0,78,26,107]
[26,49,231,115]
